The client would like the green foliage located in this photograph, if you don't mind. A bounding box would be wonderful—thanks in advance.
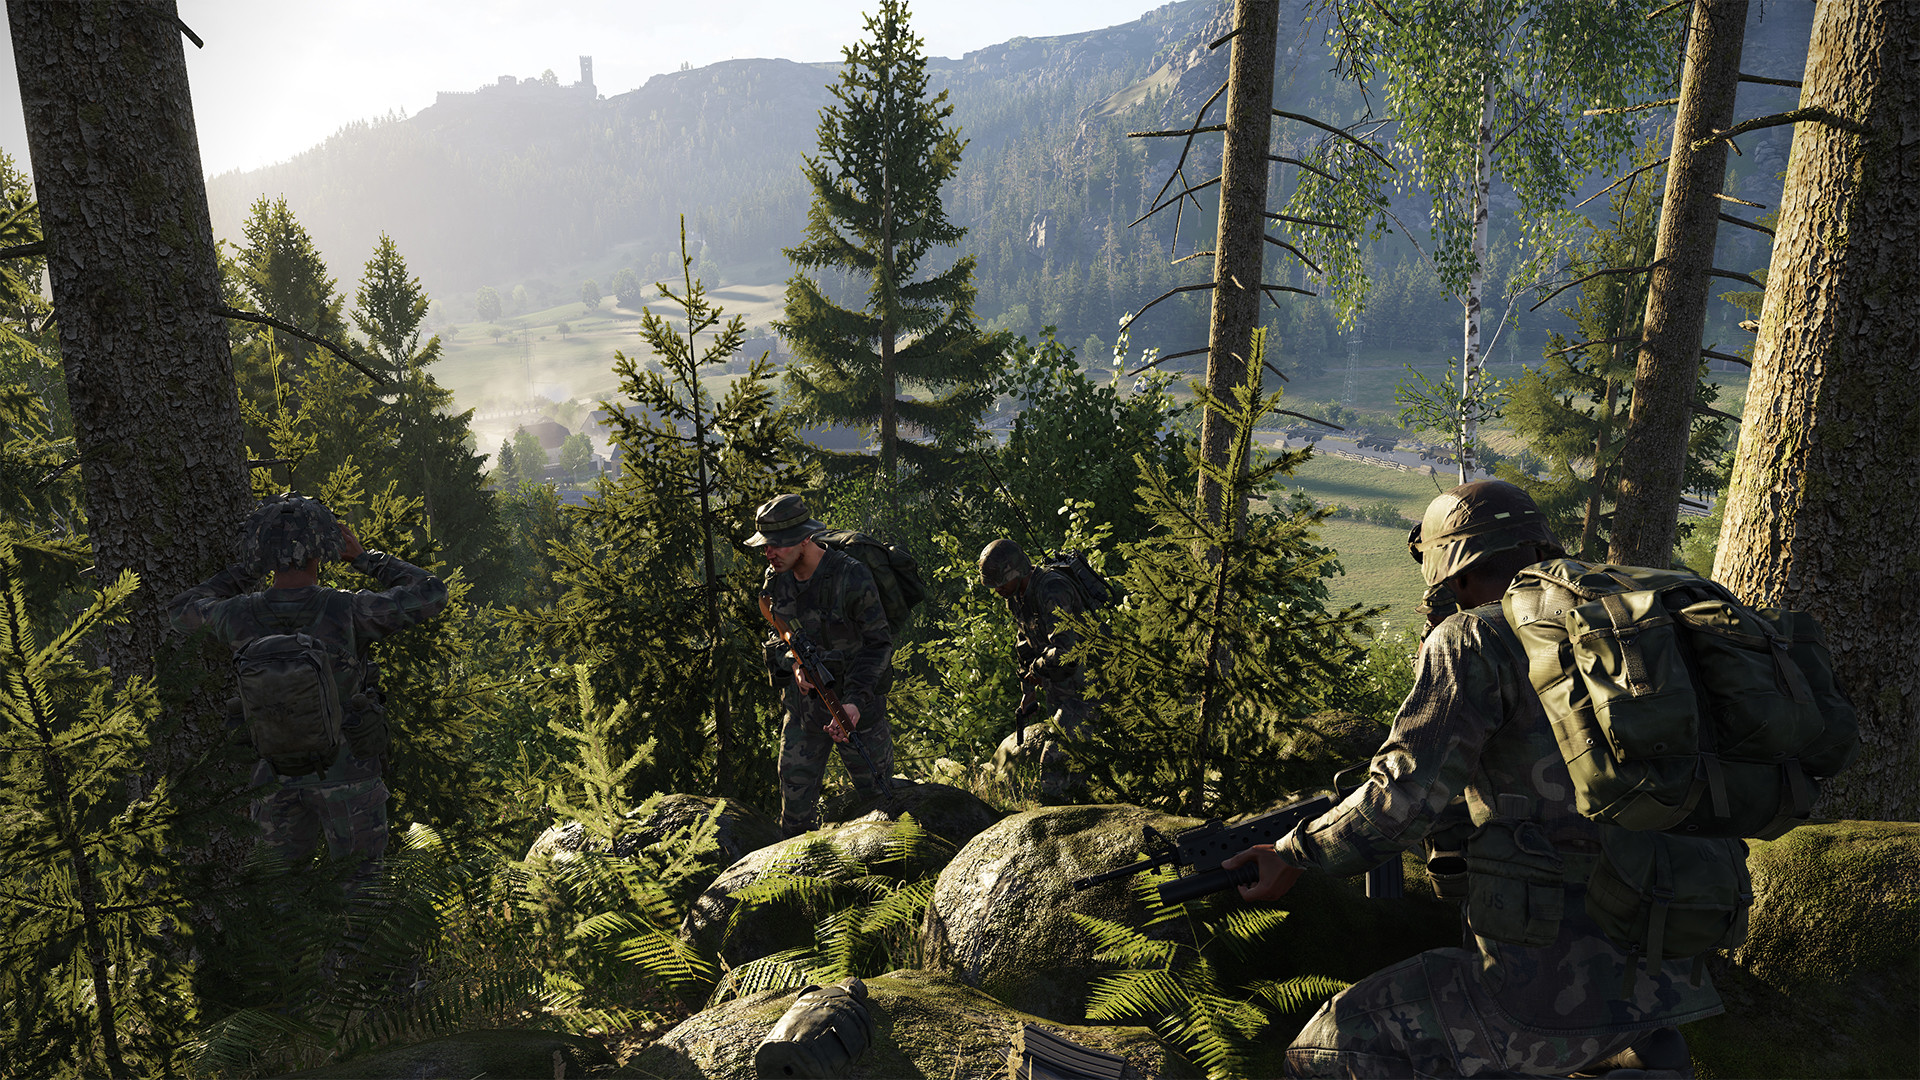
[890,531,1022,770]
[612,268,644,310]
[476,285,501,322]
[1074,334,1377,816]
[713,815,950,1003]
[1074,872,1348,1080]
[492,480,572,609]
[510,427,547,486]
[558,432,594,479]
[580,279,601,311]
[777,0,1011,487]
[0,539,197,1079]
[512,223,806,805]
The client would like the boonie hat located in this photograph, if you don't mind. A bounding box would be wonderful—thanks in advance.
[746,493,826,548]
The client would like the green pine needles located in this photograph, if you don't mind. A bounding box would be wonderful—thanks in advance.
[1071,332,1380,816]
[777,0,1010,492]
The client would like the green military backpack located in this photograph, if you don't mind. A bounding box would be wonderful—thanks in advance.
[234,596,361,777]
[1503,558,1859,840]
[813,529,927,631]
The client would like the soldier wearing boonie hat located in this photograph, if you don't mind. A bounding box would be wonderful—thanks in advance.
[1219,481,1717,1078]
[751,494,895,836]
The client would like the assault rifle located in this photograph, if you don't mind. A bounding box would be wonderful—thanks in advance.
[1071,767,1403,905]
[758,595,895,798]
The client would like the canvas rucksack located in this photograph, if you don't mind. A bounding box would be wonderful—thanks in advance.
[1502,558,1859,841]
[813,529,928,631]
[1035,550,1114,612]
[234,595,361,777]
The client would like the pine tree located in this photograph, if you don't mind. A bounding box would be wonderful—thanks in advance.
[776,0,1010,503]
[235,196,348,371]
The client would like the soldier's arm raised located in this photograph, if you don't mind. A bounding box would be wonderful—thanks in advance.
[166,562,258,637]
[347,549,449,639]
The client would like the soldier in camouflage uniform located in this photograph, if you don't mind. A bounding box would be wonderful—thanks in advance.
[1225,481,1717,1079]
[168,493,447,880]
[979,539,1096,800]
[749,494,895,837]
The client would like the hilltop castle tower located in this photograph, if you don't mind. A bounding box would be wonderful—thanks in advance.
[579,56,594,95]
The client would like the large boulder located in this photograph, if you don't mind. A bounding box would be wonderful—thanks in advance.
[822,779,1002,849]
[680,814,955,970]
[623,968,1200,1079]
[1682,820,1920,1079]
[924,804,1461,1027]
[280,1028,610,1079]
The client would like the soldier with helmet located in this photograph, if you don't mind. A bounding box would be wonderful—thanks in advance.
[1222,481,1719,1078]
[748,494,895,837]
[167,492,447,879]
[979,538,1096,802]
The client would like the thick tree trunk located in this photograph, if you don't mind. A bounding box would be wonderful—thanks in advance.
[9,1,251,768]
[1711,0,1919,822]
[1610,0,1747,567]
[1196,0,1277,530]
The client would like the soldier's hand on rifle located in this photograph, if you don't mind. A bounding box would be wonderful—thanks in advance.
[839,701,860,730]
[338,523,366,562]
[793,661,816,694]
[1222,844,1302,903]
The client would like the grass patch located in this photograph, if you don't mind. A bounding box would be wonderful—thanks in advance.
[1311,517,1428,626]
[1280,452,1448,518]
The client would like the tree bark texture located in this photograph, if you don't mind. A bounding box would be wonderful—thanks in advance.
[10,1,251,763]
[1711,0,1920,822]
[1196,0,1277,530]
[1610,0,1747,567]
[1458,75,1495,486]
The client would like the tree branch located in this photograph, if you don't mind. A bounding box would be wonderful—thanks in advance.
[1543,335,1637,359]
[1263,234,1324,275]
[1129,123,1228,138]
[1171,250,1215,266]
[1692,107,1874,154]
[0,240,46,260]
[1130,174,1221,229]
[1646,0,1688,18]
[1260,283,1316,299]
[1126,346,1209,377]
[1272,110,1397,171]
[1267,154,1340,183]
[1264,211,1347,231]
[1708,268,1764,287]
[1583,97,1680,116]
[1274,408,1344,430]
[1575,155,1669,210]
[1208,28,1239,49]
[215,305,390,385]
[1739,73,1802,89]
[1718,212,1774,237]
[1712,192,1766,208]
[1530,261,1665,312]
[1702,348,1751,367]
[1119,283,1216,333]
[1693,402,1741,423]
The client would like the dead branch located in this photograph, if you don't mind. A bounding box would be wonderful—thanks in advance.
[1130,123,1228,138]
[1144,81,1230,255]
[1274,408,1344,430]
[216,304,389,385]
[1263,234,1324,275]
[1646,0,1687,18]
[1126,346,1209,377]
[1543,335,1637,359]
[1264,211,1347,231]
[1260,283,1316,299]
[1739,73,1803,89]
[1530,261,1665,312]
[1208,28,1239,49]
[1575,155,1669,210]
[0,240,47,260]
[1171,250,1216,266]
[1703,348,1751,366]
[1267,154,1340,183]
[1119,283,1216,333]
[1737,319,1760,333]
[174,17,203,48]
[1130,174,1221,229]
[1692,107,1873,154]
[1583,97,1680,116]
[1272,110,1397,171]
[1709,268,1764,288]
[1265,360,1290,382]
[1693,402,1742,423]
[1712,192,1766,208]
[1718,213,1774,236]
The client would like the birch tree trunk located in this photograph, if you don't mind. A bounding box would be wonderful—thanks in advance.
[1609,0,1747,567]
[1712,0,1919,822]
[1197,0,1277,530]
[1458,75,1494,485]
[9,1,251,770]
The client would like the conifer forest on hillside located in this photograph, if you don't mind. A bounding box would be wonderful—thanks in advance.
[1,1,1915,1077]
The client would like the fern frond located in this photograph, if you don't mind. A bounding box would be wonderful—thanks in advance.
[1247,974,1351,1016]
[1084,968,1185,1022]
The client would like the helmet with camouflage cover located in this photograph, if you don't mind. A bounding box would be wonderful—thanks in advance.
[978,538,1033,589]
[243,492,341,572]
[1408,480,1558,588]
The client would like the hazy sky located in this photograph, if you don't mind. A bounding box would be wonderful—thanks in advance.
[0,0,1159,177]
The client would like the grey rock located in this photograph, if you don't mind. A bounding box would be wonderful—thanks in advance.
[279,1028,609,1079]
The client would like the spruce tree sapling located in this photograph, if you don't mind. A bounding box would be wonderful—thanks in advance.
[776,0,1010,504]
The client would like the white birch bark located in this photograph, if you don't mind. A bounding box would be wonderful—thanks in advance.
[1459,72,1494,485]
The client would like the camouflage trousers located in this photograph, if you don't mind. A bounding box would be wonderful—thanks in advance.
[991,685,1096,801]
[251,765,390,875]
[778,691,894,836]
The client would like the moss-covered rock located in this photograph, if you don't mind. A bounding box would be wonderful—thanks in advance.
[679,815,953,968]
[280,1028,611,1078]
[622,968,1198,1079]
[1683,819,1920,1079]
[823,779,1003,850]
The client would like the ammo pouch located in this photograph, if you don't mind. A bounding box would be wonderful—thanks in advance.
[343,691,388,762]
[754,977,873,1079]
[1585,827,1751,995]
[1464,795,1592,947]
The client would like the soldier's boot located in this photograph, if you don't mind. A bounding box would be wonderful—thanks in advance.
[1572,1027,1692,1079]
